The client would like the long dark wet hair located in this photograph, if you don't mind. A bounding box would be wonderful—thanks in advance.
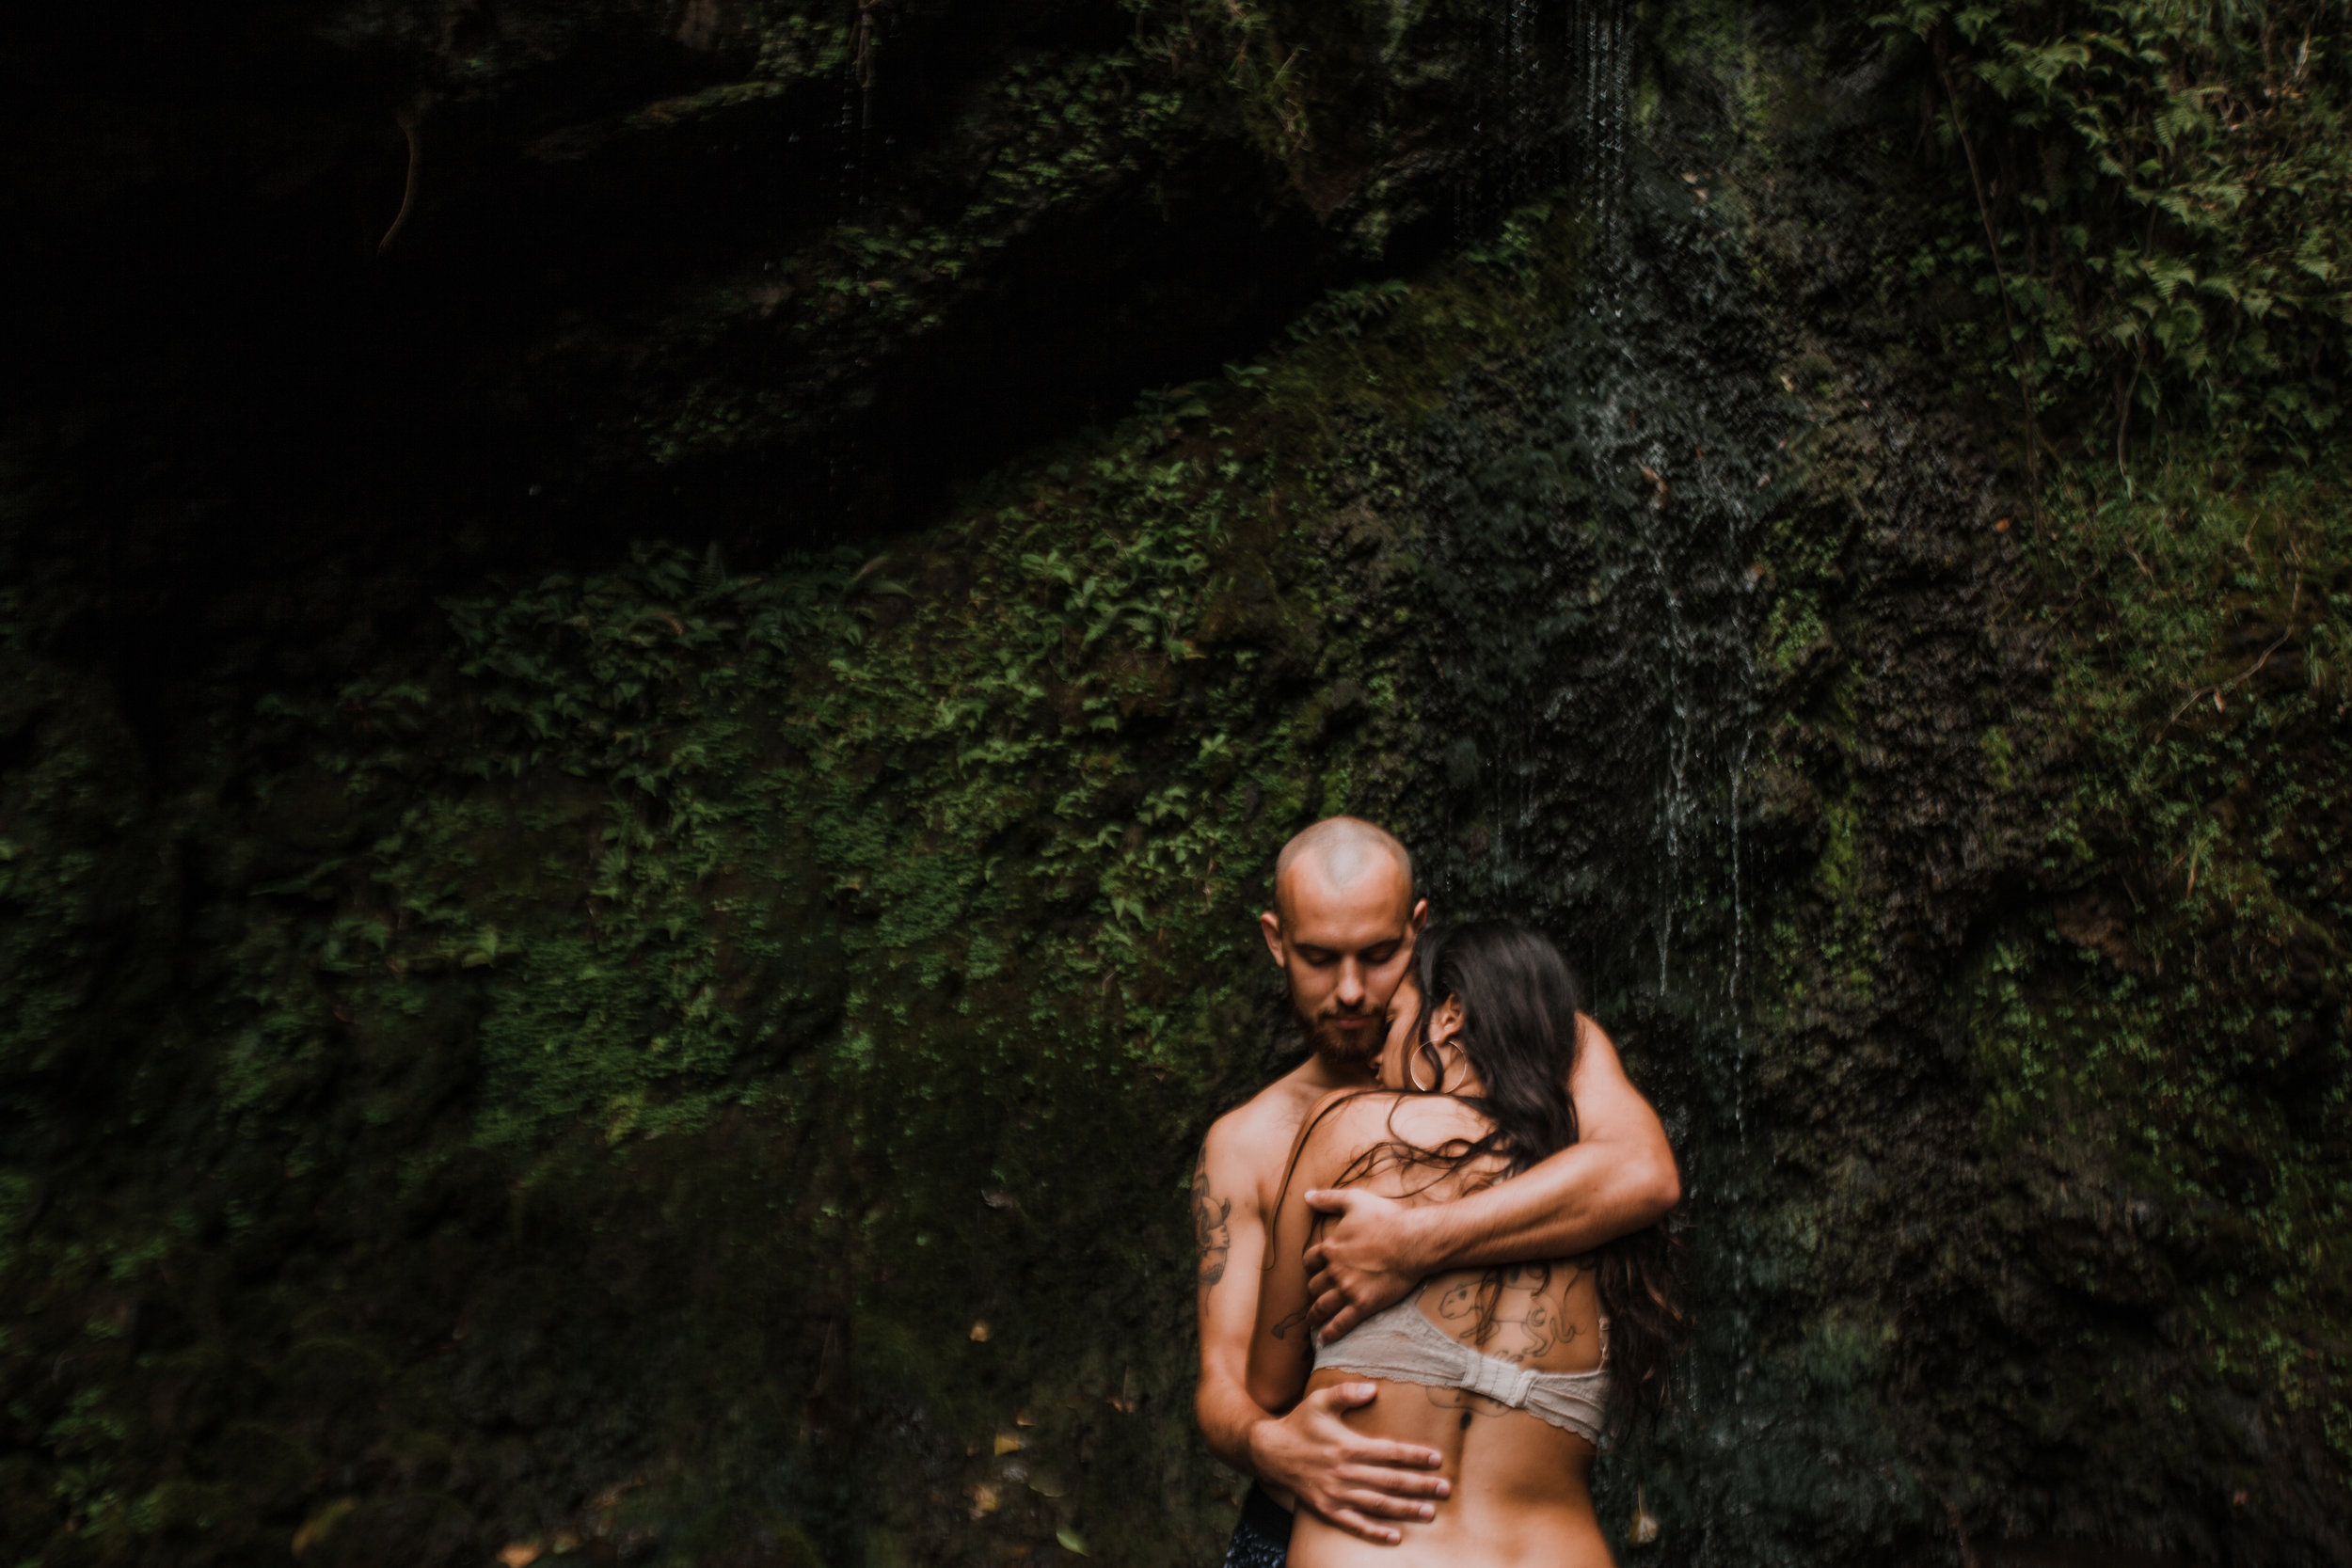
[1318,920,1686,1433]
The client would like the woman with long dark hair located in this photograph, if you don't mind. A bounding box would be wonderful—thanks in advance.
[1248,921,1682,1568]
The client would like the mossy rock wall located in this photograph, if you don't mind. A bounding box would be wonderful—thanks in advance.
[4,0,2348,1564]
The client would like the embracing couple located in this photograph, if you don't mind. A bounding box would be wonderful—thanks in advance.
[1194,817,1683,1568]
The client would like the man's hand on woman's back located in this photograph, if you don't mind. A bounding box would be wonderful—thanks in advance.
[1248,1382,1449,1546]
[1300,1187,1427,1343]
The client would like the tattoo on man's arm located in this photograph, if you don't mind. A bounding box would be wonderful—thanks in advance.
[1192,1148,1232,1290]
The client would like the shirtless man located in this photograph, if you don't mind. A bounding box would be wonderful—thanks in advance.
[1194,817,1680,1564]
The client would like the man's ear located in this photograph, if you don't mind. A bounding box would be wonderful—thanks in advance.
[1260,909,1287,967]
[1408,897,1429,934]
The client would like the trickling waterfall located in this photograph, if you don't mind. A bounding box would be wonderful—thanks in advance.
[1414,15,1793,1541]
[1433,0,1760,1065]
[1501,0,1542,198]
[1457,0,1631,243]
[1576,0,1632,258]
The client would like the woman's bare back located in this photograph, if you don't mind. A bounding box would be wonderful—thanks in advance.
[1280,1093,1614,1568]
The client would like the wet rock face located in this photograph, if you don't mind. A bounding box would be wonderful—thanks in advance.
[1549,24,2351,1560]
[1371,107,2039,1562]
[4,0,2349,1564]
[8,0,1543,567]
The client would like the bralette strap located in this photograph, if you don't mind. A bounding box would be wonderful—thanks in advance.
[1454,1343,1540,1408]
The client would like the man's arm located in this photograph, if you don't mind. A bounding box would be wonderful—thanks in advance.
[1246,1094,1365,1412]
[1301,1015,1679,1339]
[1191,1125,1266,1475]
[1191,1114,1448,1543]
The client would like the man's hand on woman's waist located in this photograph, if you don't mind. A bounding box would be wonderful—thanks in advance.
[1248,1382,1450,1545]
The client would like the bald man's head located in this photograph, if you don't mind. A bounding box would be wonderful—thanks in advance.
[1263,817,1425,1066]
[1272,816,1415,924]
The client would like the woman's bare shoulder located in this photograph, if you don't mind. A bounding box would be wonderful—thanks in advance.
[1297,1086,1403,1138]
[1297,1088,1493,1163]
[1380,1091,1492,1144]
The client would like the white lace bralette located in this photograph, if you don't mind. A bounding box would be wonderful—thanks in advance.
[1313,1295,1610,1443]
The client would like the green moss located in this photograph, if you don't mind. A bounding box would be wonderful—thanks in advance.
[1979,725,2016,792]
[1970,440,2352,1472]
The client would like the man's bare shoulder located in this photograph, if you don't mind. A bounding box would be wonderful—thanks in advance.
[1203,1060,1337,1192]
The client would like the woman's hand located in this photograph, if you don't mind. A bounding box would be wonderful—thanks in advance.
[1248,1383,1450,1544]
[1302,1187,1428,1343]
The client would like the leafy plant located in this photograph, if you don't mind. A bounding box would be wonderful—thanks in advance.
[1879,0,2352,457]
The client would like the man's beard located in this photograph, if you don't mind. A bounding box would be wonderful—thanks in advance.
[1305,1006,1386,1068]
